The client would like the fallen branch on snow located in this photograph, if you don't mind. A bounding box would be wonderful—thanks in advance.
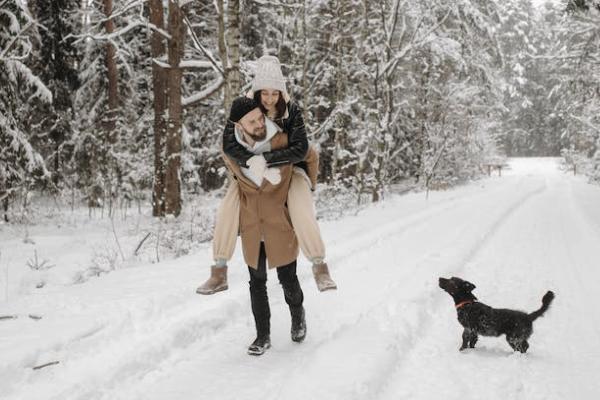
[33,361,60,370]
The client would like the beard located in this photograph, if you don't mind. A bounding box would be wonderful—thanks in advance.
[247,126,266,141]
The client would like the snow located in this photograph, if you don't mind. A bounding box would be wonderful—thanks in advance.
[1,158,600,400]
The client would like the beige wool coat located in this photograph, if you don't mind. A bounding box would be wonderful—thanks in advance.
[223,132,318,269]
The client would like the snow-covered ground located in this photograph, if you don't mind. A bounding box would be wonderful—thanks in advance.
[1,158,599,400]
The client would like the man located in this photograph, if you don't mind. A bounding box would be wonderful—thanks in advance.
[196,54,336,296]
[223,96,308,356]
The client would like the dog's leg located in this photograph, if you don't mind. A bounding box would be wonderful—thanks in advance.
[468,332,478,349]
[460,328,472,351]
[507,335,529,353]
[506,335,518,351]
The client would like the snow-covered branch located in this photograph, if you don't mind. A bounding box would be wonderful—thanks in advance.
[96,0,146,24]
[183,13,224,76]
[570,114,600,134]
[182,78,225,107]
[152,58,218,69]
[70,21,171,45]
[3,59,52,103]
[0,19,34,61]
[381,7,453,78]
[250,0,302,9]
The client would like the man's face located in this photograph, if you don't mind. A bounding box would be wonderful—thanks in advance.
[239,108,266,141]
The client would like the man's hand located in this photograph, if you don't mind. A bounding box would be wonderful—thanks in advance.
[247,155,267,179]
[263,167,281,185]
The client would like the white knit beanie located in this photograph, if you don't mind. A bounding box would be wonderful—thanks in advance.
[251,55,288,97]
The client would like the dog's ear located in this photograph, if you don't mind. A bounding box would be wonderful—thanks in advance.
[464,281,476,292]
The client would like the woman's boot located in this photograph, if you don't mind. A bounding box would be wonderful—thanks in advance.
[196,265,228,295]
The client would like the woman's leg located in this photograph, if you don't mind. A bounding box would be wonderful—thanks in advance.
[288,169,325,262]
[213,179,240,263]
[196,179,240,295]
[288,169,337,291]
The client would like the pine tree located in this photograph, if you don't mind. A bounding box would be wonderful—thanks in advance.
[0,0,52,220]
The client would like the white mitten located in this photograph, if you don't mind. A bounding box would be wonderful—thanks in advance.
[247,155,267,179]
[263,167,281,185]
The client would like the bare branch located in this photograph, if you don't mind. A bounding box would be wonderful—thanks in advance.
[386,0,402,48]
[33,361,60,371]
[134,232,152,256]
[110,215,125,262]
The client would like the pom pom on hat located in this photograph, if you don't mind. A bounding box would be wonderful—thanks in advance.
[251,55,288,97]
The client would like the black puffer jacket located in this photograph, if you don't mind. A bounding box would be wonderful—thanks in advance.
[222,101,309,168]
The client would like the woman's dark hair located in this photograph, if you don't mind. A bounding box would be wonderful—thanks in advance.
[253,90,287,122]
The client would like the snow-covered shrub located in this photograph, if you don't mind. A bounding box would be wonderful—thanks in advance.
[73,246,120,284]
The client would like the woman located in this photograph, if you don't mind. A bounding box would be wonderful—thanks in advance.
[197,55,336,295]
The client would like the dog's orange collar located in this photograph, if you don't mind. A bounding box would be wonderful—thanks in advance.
[455,300,475,309]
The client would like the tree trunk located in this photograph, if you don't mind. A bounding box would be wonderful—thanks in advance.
[164,0,185,217]
[226,0,241,110]
[150,0,167,217]
[301,0,309,124]
[217,0,230,111]
[416,56,431,182]
[103,0,118,144]
[331,0,345,182]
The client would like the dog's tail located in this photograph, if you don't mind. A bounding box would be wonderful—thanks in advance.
[528,291,555,322]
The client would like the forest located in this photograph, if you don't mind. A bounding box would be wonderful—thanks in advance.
[1,0,599,220]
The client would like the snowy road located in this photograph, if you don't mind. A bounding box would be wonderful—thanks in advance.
[1,158,599,400]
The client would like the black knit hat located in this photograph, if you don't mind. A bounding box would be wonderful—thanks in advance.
[229,96,260,123]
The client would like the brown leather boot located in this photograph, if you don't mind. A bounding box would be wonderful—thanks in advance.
[312,262,337,292]
[196,266,228,295]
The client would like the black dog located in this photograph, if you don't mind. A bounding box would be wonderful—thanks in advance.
[438,277,554,353]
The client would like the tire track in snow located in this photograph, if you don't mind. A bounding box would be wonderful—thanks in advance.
[324,179,533,271]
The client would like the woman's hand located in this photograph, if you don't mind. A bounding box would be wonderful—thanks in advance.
[263,168,281,185]
[247,155,267,178]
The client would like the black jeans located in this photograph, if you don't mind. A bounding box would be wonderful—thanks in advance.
[248,242,304,338]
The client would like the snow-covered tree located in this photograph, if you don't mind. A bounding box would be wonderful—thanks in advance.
[544,1,600,179]
[0,0,51,220]
[26,0,81,187]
